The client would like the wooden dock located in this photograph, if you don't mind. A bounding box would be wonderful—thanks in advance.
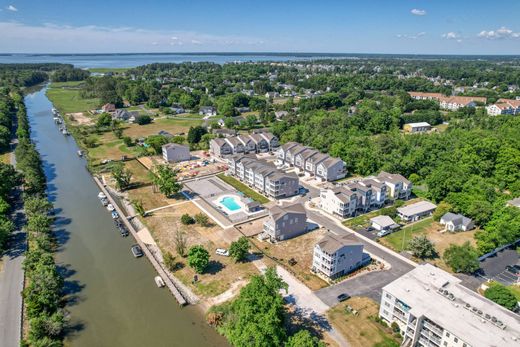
[93,177,187,306]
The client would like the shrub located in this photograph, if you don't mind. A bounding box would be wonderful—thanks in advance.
[187,245,210,273]
[180,213,195,225]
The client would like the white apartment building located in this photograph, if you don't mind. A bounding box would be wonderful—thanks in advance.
[486,98,520,116]
[380,264,520,347]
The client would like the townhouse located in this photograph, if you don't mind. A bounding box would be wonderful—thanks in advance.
[277,142,347,181]
[380,264,520,347]
[312,233,370,280]
[408,92,487,111]
[227,156,299,199]
[162,143,191,163]
[377,171,412,200]
[209,132,279,158]
[486,98,520,116]
[262,203,307,242]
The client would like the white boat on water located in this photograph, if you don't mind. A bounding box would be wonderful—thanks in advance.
[154,276,165,288]
[107,204,115,211]
[52,108,58,115]
[97,192,106,199]
[62,129,70,135]
[77,150,83,157]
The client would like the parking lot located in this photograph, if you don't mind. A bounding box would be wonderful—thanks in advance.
[479,246,519,286]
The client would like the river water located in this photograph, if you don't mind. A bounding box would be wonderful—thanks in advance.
[25,87,228,347]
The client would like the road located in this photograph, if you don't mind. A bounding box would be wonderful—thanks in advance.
[0,141,25,347]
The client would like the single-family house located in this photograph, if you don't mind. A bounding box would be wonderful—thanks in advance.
[370,215,399,231]
[440,212,474,232]
[112,109,138,122]
[199,106,217,117]
[275,111,289,120]
[265,91,280,99]
[262,203,307,242]
[101,103,116,113]
[397,201,437,222]
[162,143,191,163]
[403,122,431,133]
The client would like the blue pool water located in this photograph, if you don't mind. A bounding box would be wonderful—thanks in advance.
[220,196,241,211]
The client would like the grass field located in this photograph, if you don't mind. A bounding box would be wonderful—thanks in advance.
[122,118,203,138]
[381,218,434,252]
[49,81,85,88]
[46,87,100,113]
[88,67,130,74]
[216,174,270,204]
[327,297,400,347]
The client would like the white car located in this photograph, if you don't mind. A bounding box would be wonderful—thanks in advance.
[215,248,229,257]
[377,229,393,237]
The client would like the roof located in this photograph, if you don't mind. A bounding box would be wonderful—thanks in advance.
[330,186,356,203]
[316,233,362,254]
[441,212,472,227]
[377,171,411,185]
[163,143,189,151]
[383,264,520,347]
[370,215,397,228]
[320,156,343,169]
[397,201,437,217]
[280,142,299,151]
[498,98,520,108]
[405,122,431,127]
[211,138,229,146]
[269,203,306,222]
[408,92,444,99]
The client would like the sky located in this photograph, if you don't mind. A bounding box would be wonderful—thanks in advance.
[0,0,520,55]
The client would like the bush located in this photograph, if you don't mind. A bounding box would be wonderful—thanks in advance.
[443,241,480,273]
[180,213,195,225]
[135,114,152,125]
[187,245,210,273]
[194,213,210,227]
[163,251,176,272]
[122,136,133,147]
[391,322,400,334]
[229,236,250,262]
[408,235,437,259]
[484,284,518,311]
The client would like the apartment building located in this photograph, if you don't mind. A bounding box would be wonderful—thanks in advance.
[209,132,279,157]
[277,142,347,181]
[227,156,299,199]
[312,233,370,280]
[408,92,486,111]
[162,143,191,163]
[486,98,520,116]
[319,186,358,218]
[379,264,520,347]
[262,203,307,242]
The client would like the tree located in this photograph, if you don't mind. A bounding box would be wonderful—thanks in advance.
[286,330,325,347]
[122,136,133,147]
[110,162,132,191]
[187,126,207,144]
[132,199,145,217]
[24,197,52,218]
[113,127,123,139]
[96,113,112,128]
[433,201,452,221]
[145,135,169,154]
[150,165,182,197]
[163,251,176,272]
[180,213,195,225]
[484,284,518,311]
[187,245,210,273]
[229,237,250,262]
[408,236,437,259]
[0,163,19,198]
[0,217,15,249]
[443,242,480,273]
[245,115,257,128]
[174,230,187,257]
[224,117,236,129]
[194,213,210,227]
[135,114,152,125]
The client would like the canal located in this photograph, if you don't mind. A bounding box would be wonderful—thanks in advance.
[25,86,228,346]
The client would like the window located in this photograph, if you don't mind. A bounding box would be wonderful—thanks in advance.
[443,343,447,347]
[385,293,392,299]
[446,333,450,338]
[382,310,388,316]
[454,338,458,343]
[384,302,390,307]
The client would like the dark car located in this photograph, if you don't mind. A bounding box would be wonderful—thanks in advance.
[506,265,520,275]
[131,245,143,258]
[337,293,351,302]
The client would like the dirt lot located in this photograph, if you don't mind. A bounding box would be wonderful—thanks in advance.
[236,217,267,237]
[250,228,329,290]
[327,297,400,347]
[126,185,186,211]
[68,112,94,125]
[143,203,259,298]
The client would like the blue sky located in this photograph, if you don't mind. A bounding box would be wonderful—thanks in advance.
[1,0,520,54]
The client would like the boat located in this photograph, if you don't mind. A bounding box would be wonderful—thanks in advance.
[100,198,108,206]
[131,245,143,258]
[154,276,165,288]
[106,204,115,211]
[97,192,106,199]
[77,150,83,157]
[52,107,58,115]
[62,129,70,136]
[111,211,119,219]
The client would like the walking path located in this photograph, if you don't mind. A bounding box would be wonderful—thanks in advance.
[144,200,190,215]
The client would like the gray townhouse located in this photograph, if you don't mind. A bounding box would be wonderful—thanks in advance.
[210,132,279,158]
[237,134,257,153]
[227,156,299,199]
[209,138,233,157]
[316,157,347,182]
[262,203,307,242]
[224,137,245,154]
[162,143,191,163]
[249,133,270,153]
[312,233,370,280]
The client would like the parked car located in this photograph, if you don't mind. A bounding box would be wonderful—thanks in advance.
[215,248,229,256]
[377,229,393,237]
[131,245,143,258]
[337,293,351,302]
[506,265,520,275]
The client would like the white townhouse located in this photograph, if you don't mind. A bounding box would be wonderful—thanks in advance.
[377,171,412,200]
[319,186,358,218]
[486,98,520,116]
[209,132,279,158]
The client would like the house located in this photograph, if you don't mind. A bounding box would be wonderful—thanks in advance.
[376,171,412,200]
[486,98,520,116]
[319,186,358,218]
[312,233,370,280]
[370,215,399,231]
[262,203,307,242]
[162,143,191,163]
[403,122,431,133]
[507,197,520,208]
[210,133,279,157]
[199,106,217,117]
[379,264,520,347]
[170,106,185,114]
[235,106,251,114]
[265,92,280,99]
[101,103,116,113]
[275,111,289,120]
[440,212,474,232]
[209,138,233,157]
[397,201,437,222]
[316,157,347,181]
[236,134,257,153]
[112,109,138,122]
[249,133,270,153]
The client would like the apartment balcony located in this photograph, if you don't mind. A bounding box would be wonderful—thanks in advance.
[422,322,443,337]
[420,330,441,346]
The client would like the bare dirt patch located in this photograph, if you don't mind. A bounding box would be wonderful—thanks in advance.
[67,112,93,125]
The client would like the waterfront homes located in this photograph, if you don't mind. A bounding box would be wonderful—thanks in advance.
[112,109,139,122]
[261,203,307,242]
[199,106,217,117]
[403,122,431,133]
[439,212,474,232]
[408,92,486,111]
[379,264,520,347]
[162,143,191,163]
[209,132,279,157]
[397,201,437,222]
[276,142,347,181]
[227,156,299,199]
[486,98,520,116]
[312,233,370,280]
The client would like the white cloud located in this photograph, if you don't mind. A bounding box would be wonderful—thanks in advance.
[0,21,266,53]
[478,26,520,39]
[396,32,426,40]
[411,9,426,16]
[7,5,18,11]
[442,32,462,42]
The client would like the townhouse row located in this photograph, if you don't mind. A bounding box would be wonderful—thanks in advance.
[227,155,299,199]
[319,172,412,218]
[276,142,347,182]
[210,132,279,157]
[408,92,487,111]
[486,98,520,116]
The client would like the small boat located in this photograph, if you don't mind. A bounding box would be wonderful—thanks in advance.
[52,108,58,115]
[111,211,119,219]
[100,198,108,206]
[107,204,115,211]
[154,276,165,288]
[131,245,143,258]
[97,192,106,199]
[77,150,83,157]
[62,129,70,136]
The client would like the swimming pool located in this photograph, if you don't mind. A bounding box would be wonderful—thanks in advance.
[220,196,242,211]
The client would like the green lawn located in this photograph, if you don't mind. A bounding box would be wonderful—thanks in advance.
[380,218,434,252]
[88,67,130,74]
[216,174,270,204]
[46,87,100,113]
[49,81,85,88]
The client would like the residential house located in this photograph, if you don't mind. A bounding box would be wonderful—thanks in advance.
[212,128,237,137]
[486,98,520,116]
[316,157,347,182]
[275,110,289,120]
[218,116,245,128]
[376,172,412,200]
[403,122,431,133]
[210,133,279,157]
[199,106,217,117]
[101,103,116,113]
[379,264,520,347]
[440,213,474,232]
[162,143,191,163]
[112,109,138,122]
[235,106,251,114]
[265,91,280,99]
[262,203,307,242]
[249,133,270,153]
[319,187,358,218]
[370,215,399,231]
[209,138,233,157]
[397,201,437,222]
[312,233,370,280]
